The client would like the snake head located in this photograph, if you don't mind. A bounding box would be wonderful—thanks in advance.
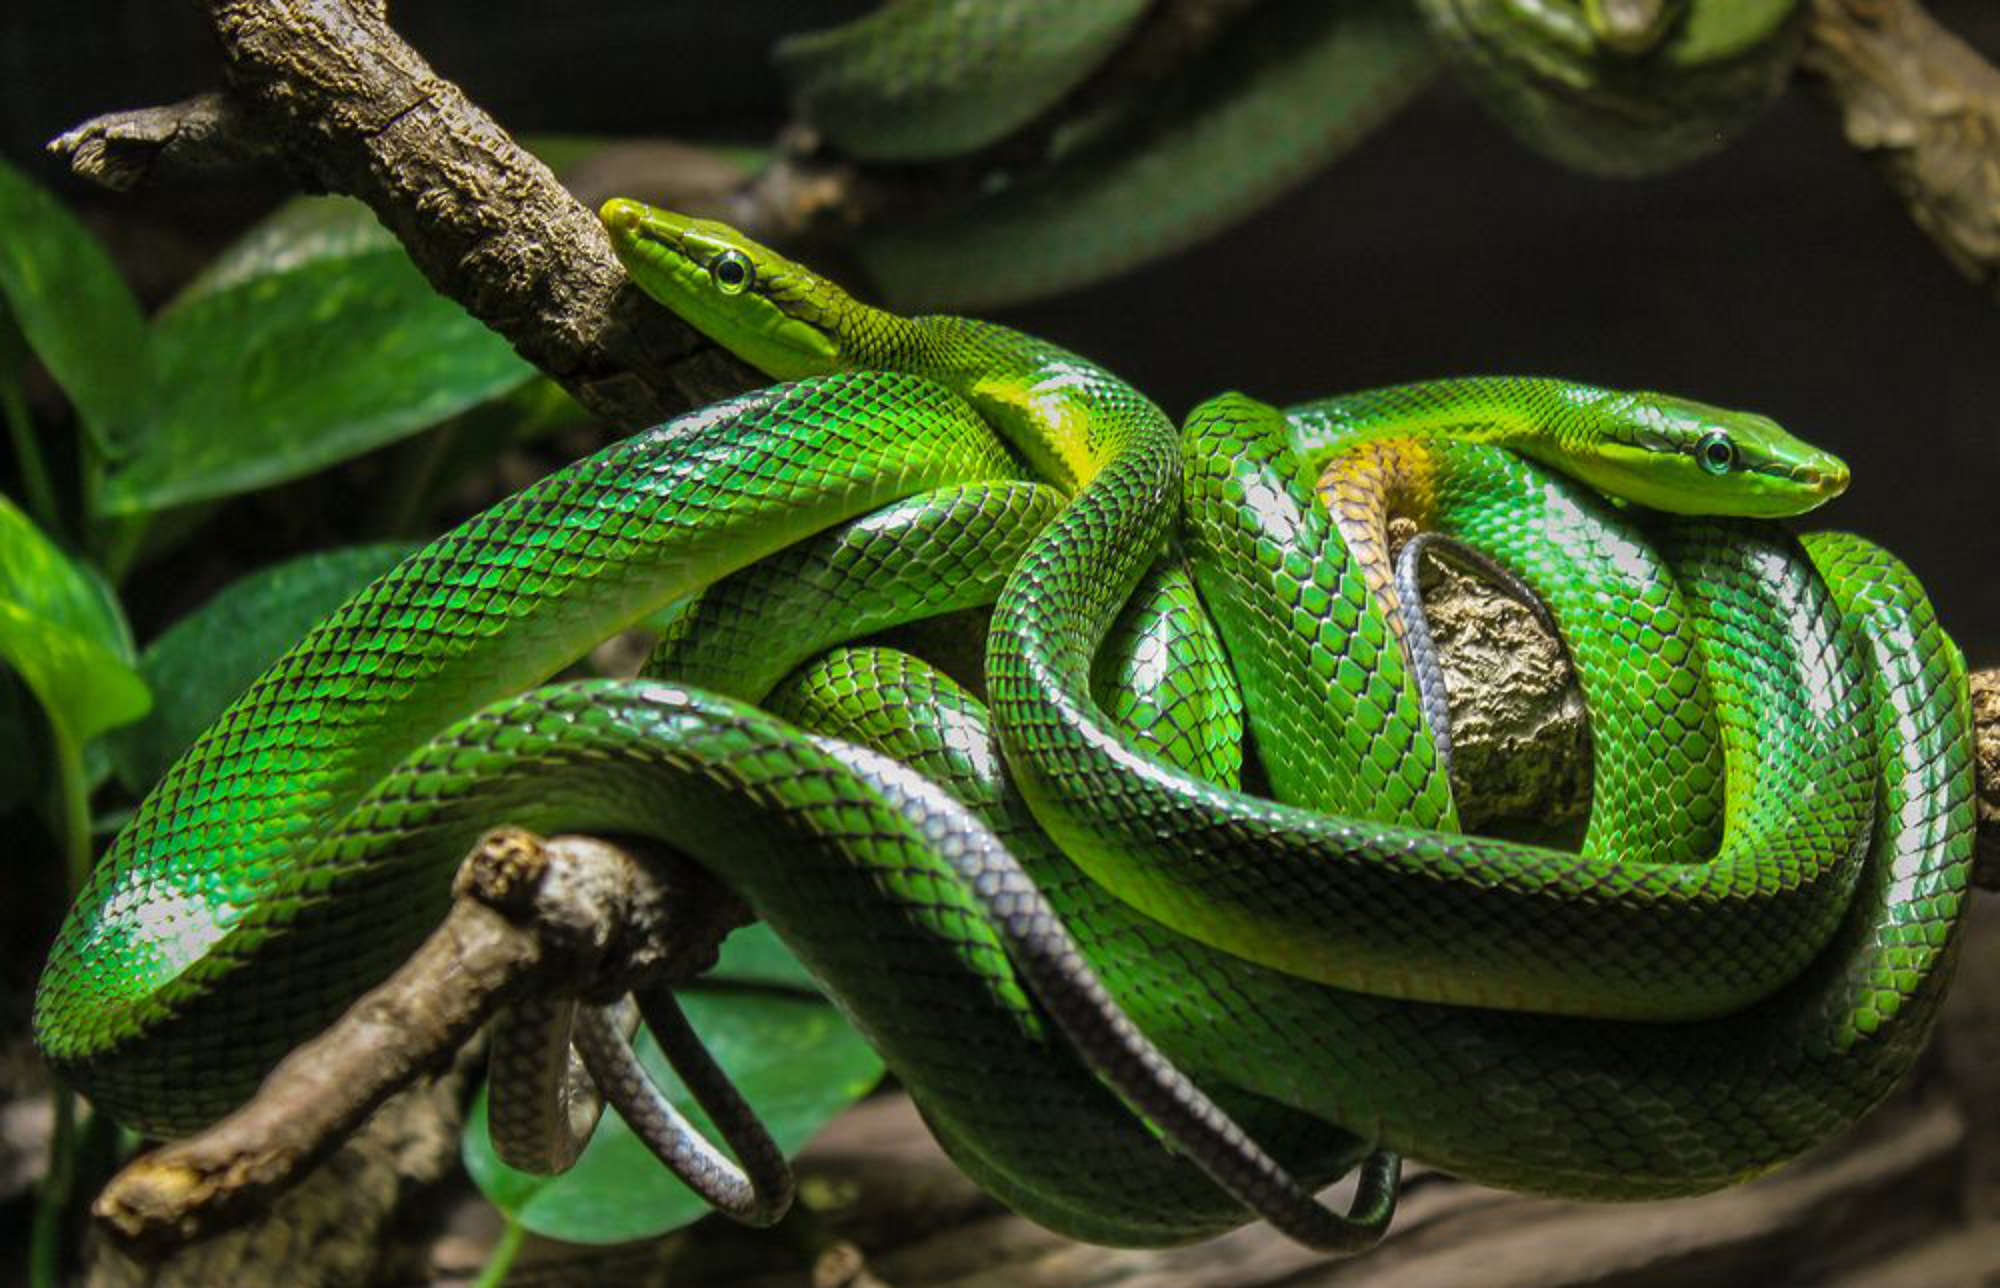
[601,199,856,381]
[1553,391,1849,518]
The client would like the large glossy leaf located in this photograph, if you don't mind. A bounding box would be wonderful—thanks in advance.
[465,925,885,1245]
[107,542,415,793]
[708,918,823,993]
[0,493,148,747]
[97,208,535,514]
[171,196,401,303]
[0,157,151,457]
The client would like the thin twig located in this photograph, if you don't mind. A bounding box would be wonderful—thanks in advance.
[47,92,282,192]
[91,829,740,1250]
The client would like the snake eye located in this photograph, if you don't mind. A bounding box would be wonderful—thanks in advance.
[710,249,753,295]
[1696,430,1735,476]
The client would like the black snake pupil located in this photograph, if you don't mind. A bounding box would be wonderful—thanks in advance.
[716,252,752,294]
[1700,434,1733,473]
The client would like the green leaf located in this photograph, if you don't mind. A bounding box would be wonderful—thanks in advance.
[710,922,825,993]
[0,157,151,457]
[98,206,534,514]
[0,493,148,747]
[107,542,415,793]
[170,196,400,304]
[464,937,885,1245]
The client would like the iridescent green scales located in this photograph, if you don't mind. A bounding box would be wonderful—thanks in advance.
[35,373,1021,1133]
[31,203,1976,1249]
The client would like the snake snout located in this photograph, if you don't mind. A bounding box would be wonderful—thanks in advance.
[1803,458,1851,501]
[600,197,652,244]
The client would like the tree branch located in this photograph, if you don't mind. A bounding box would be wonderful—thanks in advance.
[47,92,282,192]
[52,0,758,425]
[1805,0,2000,293]
[91,828,742,1251]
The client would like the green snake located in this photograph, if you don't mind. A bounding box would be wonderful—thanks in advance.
[764,0,1803,308]
[32,201,1973,1249]
[1410,0,1804,175]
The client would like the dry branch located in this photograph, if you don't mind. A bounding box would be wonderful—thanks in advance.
[1806,0,2000,292]
[91,829,739,1250]
[52,0,759,425]
[48,92,281,192]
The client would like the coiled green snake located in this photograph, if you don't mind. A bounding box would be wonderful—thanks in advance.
[32,200,1975,1250]
[767,0,1805,309]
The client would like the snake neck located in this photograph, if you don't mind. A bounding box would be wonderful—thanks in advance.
[1287,377,1613,476]
[840,310,1162,495]
[1285,376,1847,519]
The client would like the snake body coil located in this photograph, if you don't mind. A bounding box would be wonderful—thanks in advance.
[32,201,1974,1248]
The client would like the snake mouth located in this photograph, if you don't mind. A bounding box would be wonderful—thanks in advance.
[601,196,645,240]
[1805,463,1850,498]
[1756,457,1849,505]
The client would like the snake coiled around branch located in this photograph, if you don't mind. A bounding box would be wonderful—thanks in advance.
[32,199,1974,1251]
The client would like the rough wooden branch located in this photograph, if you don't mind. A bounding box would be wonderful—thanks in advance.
[47,92,282,192]
[1805,0,2000,293]
[82,1065,472,1287]
[1972,669,2000,888]
[1422,565,2000,888]
[52,0,758,424]
[1398,538,1591,837]
[91,829,738,1252]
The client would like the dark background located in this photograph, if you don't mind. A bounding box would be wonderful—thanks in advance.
[3,2,1995,658]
